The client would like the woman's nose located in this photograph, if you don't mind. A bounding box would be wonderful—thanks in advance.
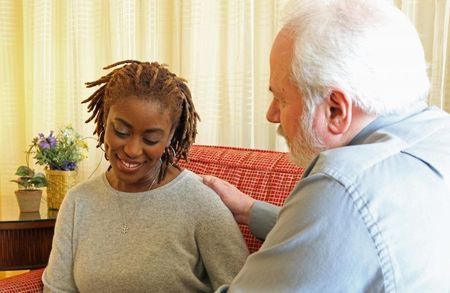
[123,136,143,158]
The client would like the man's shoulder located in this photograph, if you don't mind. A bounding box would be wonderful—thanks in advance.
[309,107,450,185]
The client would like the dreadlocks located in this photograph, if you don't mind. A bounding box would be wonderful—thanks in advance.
[82,60,200,182]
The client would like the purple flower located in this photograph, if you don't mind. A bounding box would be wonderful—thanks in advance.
[47,131,57,148]
[37,133,50,149]
[60,161,77,171]
[37,131,57,150]
[32,126,88,171]
[38,141,50,149]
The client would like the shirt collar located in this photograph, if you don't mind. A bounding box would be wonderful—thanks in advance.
[301,105,429,178]
[348,105,428,146]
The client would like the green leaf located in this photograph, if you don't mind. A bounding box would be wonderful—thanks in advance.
[15,166,34,177]
[31,173,48,187]
[13,177,31,189]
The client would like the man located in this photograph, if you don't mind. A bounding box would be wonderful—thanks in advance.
[203,0,450,291]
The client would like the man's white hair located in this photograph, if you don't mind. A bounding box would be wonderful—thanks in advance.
[284,0,430,115]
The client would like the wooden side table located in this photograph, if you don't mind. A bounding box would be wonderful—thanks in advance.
[0,191,57,270]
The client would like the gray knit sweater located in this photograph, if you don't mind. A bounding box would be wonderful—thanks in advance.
[43,170,249,292]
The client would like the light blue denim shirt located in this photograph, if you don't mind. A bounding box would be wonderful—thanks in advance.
[220,107,450,292]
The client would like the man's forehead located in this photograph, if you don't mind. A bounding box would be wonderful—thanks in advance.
[271,28,295,58]
[268,27,296,95]
[269,73,289,93]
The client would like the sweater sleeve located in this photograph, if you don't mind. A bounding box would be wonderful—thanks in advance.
[42,190,77,292]
[195,189,249,291]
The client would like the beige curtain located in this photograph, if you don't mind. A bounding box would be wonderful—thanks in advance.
[395,0,450,110]
[1,0,449,190]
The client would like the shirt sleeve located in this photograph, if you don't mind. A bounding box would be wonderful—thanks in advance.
[249,200,281,240]
[222,175,383,292]
[42,191,77,293]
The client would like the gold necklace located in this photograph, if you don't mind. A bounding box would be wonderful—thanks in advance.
[113,163,161,235]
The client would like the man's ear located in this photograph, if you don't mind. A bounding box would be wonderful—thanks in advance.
[325,90,352,134]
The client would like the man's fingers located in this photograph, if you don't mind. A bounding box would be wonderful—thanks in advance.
[201,175,217,187]
[202,175,231,189]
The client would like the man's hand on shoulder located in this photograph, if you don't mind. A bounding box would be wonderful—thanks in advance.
[201,175,256,225]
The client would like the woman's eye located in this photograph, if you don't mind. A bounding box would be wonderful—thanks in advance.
[114,129,129,138]
[143,138,158,146]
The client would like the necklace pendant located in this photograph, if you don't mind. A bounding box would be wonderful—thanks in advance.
[121,223,129,234]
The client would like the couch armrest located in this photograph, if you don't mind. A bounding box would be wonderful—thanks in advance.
[0,268,44,292]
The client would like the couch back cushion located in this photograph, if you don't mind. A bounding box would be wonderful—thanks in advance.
[178,145,304,253]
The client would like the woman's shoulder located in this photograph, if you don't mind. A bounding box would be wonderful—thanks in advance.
[176,170,240,229]
[174,169,229,208]
[175,169,213,192]
[65,173,106,202]
[56,173,107,214]
[71,173,105,192]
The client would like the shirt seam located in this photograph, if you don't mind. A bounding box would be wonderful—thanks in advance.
[346,183,396,293]
[324,166,397,293]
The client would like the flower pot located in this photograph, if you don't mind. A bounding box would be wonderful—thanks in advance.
[19,211,41,220]
[45,169,77,210]
[15,189,43,213]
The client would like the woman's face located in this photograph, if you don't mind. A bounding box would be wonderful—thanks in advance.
[104,96,173,192]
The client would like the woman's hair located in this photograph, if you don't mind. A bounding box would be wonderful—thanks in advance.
[82,60,200,181]
[284,0,430,115]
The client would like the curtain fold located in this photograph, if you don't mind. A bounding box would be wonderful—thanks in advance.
[1,0,449,190]
[395,0,450,110]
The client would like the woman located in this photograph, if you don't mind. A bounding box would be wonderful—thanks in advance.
[43,60,249,292]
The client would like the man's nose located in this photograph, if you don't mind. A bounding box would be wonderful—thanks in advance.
[266,99,280,123]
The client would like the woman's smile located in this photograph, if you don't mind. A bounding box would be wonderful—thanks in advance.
[116,155,145,172]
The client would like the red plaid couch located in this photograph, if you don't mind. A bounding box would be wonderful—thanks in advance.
[0,145,304,292]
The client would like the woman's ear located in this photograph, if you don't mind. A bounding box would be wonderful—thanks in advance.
[325,90,352,135]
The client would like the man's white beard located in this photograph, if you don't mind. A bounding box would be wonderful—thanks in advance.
[277,118,324,168]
